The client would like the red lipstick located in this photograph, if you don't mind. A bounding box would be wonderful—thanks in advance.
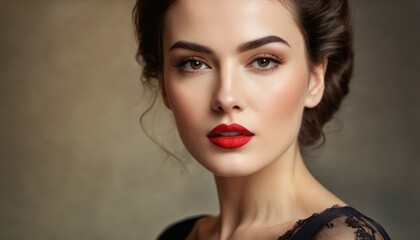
[207,123,254,149]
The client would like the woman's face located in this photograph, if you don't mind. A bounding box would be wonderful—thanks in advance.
[161,0,325,177]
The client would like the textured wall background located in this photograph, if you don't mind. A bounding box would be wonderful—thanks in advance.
[0,0,419,239]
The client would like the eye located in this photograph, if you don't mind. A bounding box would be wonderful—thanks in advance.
[175,58,210,72]
[248,55,283,72]
[255,58,271,68]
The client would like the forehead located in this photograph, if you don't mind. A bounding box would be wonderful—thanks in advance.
[163,0,304,53]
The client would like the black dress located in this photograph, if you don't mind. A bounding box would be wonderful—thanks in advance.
[157,205,391,240]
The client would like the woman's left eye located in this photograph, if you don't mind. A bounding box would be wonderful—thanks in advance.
[249,57,282,71]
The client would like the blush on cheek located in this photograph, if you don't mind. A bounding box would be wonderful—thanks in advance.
[169,97,194,129]
[281,86,306,114]
[265,78,307,116]
[166,85,204,138]
[169,86,206,120]
[260,76,309,143]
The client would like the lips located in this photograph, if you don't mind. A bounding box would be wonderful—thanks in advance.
[207,123,254,149]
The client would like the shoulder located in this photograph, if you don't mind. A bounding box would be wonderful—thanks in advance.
[280,206,391,240]
[313,213,390,240]
[157,215,207,240]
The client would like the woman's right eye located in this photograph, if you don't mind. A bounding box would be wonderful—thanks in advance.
[175,59,210,73]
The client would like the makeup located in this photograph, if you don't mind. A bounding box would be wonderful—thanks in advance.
[207,124,254,149]
[162,0,313,176]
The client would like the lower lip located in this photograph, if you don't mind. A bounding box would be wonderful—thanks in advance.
[208,136,253,149]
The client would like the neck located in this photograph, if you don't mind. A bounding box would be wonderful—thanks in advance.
[212,142,320,239]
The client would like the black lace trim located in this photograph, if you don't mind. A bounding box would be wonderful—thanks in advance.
[346,215,377,240]
[278,205,343,240]
[277,205,379,240]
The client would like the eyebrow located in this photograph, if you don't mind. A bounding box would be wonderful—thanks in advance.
[238,35,291,52]
[168,35,290,54]
[169,41,213,54]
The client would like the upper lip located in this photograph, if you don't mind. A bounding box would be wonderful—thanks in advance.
[207,123,254,137]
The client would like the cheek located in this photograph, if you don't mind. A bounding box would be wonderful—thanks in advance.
[165,81,220,164]
[163,73,212,144]
[249,70,309,161]
[166,84,199,127]
[270,86,304,118]
[253,70,309,129]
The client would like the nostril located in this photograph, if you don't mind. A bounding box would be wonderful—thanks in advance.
[212,96,244,113]
[214,105,241,113]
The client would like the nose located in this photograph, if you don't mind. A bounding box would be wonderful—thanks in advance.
[211,66,246,113]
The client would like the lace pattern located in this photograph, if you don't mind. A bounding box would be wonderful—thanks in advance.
[157,205,390,240]
[346,215,377,240]
[278,205,382,240]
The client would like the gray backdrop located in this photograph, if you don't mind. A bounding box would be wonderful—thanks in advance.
[0,0,419,239]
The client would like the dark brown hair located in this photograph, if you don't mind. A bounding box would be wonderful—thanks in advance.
[133,0,353,148]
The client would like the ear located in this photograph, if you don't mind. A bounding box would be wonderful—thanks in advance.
[159,74,172,109]
[304,59,328,108]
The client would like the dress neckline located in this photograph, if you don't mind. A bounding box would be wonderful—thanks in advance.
[158,205,390,240]
[192,204,349,239]
[278,204,347,239]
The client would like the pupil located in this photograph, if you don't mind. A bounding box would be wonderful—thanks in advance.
[258,58,269,67]
[191,61,202,69]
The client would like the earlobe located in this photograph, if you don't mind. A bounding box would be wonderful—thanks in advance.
[159,74,172,109]
[305,59,328,108]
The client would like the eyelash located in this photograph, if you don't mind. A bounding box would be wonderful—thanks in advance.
[172,56,210,73]
[172,54,284,74]
[247,54,284,72]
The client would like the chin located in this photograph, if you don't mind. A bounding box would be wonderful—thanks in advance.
[208,167,258,178]
[194,154,268,178]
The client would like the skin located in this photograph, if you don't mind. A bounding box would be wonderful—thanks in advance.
[160,0,345,239]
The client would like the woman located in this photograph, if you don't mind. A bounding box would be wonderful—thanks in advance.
[133,0,391,239]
